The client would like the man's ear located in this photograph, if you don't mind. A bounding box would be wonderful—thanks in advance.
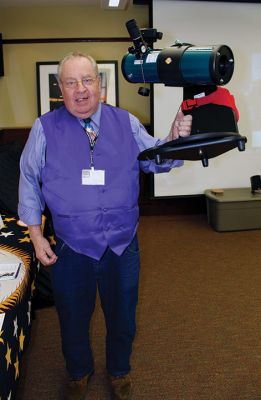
[58,81,63,95]
[97,75,102,95]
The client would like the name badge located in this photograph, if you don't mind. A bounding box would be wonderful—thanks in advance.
[82,168,105,185]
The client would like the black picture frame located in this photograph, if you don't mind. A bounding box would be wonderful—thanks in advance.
[36,60,119,116]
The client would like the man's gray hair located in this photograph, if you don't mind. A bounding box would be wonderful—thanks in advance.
[57,51,99,80]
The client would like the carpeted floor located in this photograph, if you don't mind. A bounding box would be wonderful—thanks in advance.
[16,214,261,400]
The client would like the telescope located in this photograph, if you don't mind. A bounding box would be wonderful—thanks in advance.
[121,19,247,167]
[122,19,234,89]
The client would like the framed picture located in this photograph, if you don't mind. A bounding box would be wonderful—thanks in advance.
[36,60,119,116]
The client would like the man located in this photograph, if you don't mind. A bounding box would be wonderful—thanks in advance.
[18,52,192,400]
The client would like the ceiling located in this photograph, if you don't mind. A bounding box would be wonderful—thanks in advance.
[0,0,97,5]
[0,0,147,7]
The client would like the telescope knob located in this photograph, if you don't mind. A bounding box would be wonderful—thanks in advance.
[155,153,162,165]
[138,87,150,96]
[199,149,209,167]
[238,140,246,151]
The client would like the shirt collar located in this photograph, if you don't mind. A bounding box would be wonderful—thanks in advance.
[79,102,101,130]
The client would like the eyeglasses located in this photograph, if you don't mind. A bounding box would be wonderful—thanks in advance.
[62,77,97,89]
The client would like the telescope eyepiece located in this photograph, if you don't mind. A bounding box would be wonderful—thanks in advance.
[126,19,148,55]
[126,19,141,41]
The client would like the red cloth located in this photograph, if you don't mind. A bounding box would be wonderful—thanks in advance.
[181,87,239,121]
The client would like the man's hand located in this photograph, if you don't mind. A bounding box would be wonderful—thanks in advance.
[167,109,192,141]
[29,225,58,267]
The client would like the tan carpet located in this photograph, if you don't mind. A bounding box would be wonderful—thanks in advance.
[17,214,261,399]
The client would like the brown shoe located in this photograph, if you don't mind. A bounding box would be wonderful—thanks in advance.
[64,372,93,400]
[109,373,132,400]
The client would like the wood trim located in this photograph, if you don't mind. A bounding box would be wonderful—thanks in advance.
[2,37,131,45]
[0,128,30,146]
[139,172,206,215]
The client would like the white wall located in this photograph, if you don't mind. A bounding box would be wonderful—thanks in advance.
[153,0,261,197]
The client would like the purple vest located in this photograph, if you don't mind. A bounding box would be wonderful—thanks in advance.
[40,104,140,260]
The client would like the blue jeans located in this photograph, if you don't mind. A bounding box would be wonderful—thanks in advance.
[50,235,140,379]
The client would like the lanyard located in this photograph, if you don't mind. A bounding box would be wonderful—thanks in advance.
[83,120,99,167]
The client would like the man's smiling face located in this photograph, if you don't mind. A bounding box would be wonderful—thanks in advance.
[59,56,101,119]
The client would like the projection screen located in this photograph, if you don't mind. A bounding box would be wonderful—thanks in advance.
[152,0,261,197]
